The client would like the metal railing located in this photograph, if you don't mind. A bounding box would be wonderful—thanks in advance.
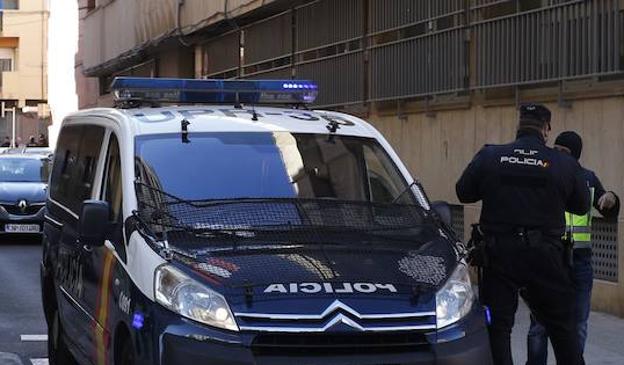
[199,31,241,79]
[474,0,621,88]
[296,50,365,107]
[243,11,292,77]
[369,28,467,102]
[196,0,623,106]
[370,0,464,35]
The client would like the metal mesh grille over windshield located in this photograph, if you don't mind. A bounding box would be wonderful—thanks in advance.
[134,181,430,244]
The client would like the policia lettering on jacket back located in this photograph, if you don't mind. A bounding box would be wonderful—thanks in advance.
[456,103,590,365]
[41,78,494,365]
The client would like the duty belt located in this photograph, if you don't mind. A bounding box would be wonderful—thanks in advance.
[481,225,563,238]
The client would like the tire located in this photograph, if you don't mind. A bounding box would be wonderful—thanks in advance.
[117,338,136,365]
[48,310,77,365]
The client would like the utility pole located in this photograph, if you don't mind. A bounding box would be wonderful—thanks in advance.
[11,106,15,148]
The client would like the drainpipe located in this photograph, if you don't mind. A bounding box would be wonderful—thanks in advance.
[176,0,191,47]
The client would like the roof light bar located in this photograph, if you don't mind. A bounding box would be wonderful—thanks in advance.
[110,77,318,106]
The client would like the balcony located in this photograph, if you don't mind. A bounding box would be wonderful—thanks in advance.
[0,71,44,102]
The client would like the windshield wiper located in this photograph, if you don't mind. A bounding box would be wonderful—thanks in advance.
[191,228,256,239]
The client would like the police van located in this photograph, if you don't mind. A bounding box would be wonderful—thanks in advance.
[41,78,492,365]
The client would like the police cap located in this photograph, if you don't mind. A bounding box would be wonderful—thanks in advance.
[519,103,552,129]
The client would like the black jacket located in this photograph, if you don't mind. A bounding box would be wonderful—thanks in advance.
[584,168,620,221]
[456,131,590,234]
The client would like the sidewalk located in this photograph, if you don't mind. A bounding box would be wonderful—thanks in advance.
[511,301,624,364]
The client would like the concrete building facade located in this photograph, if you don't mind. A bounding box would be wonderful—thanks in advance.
[0,0,50,146]
[75,0,624,316]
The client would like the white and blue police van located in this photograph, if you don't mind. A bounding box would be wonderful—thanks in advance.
[41,78,493,365]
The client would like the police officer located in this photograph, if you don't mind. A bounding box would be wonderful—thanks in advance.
[526,131,620,365]
[456,104,590,365]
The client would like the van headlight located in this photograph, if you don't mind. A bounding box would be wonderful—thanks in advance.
[155,265,239,332]
[436,262,474,329]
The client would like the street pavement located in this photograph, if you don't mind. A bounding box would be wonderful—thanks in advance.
[511,300,624,365]
[0,238,622,365]
[0,238,48,365]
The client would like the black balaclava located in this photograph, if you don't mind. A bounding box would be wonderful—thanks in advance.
[554,131,583,160]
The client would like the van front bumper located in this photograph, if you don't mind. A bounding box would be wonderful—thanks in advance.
[156,307,493,365]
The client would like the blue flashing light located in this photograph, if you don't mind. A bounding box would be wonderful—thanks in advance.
[111,77,318,106]
[132,312,145,329]
[484,306,492,325]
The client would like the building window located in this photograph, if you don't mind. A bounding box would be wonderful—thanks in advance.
[0,58,12,86]
[0,0,19,10]
[0,47,16,71]
[0,59,12,72]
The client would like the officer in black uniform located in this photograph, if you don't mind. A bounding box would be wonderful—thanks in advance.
[456,104,589,365]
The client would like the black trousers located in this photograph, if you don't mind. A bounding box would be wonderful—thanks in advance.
[481,231,584,365]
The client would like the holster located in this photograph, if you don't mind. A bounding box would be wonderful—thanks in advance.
[562,235,574,268]
[467,224,489,268]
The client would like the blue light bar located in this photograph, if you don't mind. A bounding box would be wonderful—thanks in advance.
[110,77,318,106]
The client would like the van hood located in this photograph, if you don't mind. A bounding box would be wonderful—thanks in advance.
[170,232,459,330]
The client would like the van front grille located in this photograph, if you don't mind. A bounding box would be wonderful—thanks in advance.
[251,332,429,356]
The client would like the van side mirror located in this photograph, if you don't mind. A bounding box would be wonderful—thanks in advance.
[79,200,111,247]
[431,201,452,227]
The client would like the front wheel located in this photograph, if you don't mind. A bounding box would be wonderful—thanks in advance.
[48,310,77,365]
[117,338,136,365]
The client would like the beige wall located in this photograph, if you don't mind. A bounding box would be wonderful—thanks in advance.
[369,97,624,316]
[371,99,624,204]
[82,0,278,71]
[0,0,49,105]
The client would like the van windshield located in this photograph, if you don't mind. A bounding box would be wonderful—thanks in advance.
[0,157,50,183]
[135,132,416,204]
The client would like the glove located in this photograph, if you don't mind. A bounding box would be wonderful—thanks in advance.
[598,192,617,210]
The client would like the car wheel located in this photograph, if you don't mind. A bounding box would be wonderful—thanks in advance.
[48,310,77,365]
[117,338,135,365]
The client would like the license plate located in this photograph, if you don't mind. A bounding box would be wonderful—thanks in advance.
[5,224,40,233]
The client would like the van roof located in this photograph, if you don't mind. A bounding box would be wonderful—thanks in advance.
[64,105,379,139]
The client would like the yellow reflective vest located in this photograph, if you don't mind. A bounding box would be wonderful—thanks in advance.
[565,187,594,248]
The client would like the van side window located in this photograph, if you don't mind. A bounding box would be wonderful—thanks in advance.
[50,125,82,210]
[102,134,122,223]
[49,124,105,214]
[76,126,105,210]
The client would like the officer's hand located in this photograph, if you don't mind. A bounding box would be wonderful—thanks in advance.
[598,192,617,210]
